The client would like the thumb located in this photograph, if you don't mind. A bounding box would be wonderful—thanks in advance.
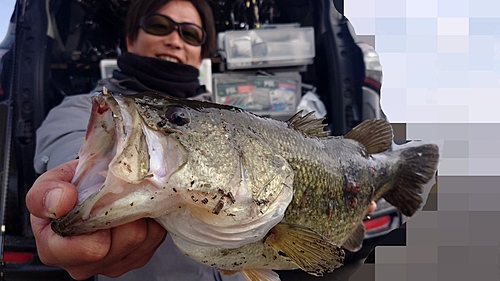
[26,160,79,219]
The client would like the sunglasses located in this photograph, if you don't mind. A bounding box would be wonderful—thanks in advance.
[139,14,206,46]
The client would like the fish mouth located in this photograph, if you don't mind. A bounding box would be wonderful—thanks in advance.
[51,89,186,236]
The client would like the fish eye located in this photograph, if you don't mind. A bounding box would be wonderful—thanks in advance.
[165,107,190,126]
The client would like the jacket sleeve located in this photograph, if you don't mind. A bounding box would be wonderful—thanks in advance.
[34,93,93,174]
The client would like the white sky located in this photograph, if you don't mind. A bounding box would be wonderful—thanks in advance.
[0,0,16,42]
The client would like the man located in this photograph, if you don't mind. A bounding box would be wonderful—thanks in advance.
[26,0,376,280]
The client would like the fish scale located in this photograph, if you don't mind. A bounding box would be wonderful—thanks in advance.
[247,125,375,244]
[51,88,440,281]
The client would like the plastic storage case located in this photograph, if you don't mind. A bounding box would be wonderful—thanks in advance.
[219,26,315,70]
[213,72,302,120]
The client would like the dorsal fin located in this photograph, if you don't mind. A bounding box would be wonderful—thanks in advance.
[344,119,393,154]
[287,110,330,138]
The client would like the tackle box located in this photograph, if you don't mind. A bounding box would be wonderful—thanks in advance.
[218,26,315,70]
[212,72,302,120]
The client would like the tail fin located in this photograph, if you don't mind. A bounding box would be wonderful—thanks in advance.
[382,143,440,217]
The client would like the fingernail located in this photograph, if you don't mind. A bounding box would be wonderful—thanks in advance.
[45,188,63,218]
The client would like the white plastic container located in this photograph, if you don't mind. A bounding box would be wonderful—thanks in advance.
[220,27,315,69]
[100,59,118,79]
[198,58,212,91]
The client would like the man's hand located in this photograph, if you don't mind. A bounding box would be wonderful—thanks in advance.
[26,160,167,280]
[366,201,376,217]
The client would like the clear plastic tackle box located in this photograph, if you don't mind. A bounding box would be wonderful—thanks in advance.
[213,72,302,120]
[219,26,315,70]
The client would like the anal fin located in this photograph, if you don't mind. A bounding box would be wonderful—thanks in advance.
[341,223,366,252]
[219,269,239,276]
[265,223,345,276]
[240,269,281,281]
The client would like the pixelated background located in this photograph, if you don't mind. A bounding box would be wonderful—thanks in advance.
[344,0,500,280]
[0,0,15,40]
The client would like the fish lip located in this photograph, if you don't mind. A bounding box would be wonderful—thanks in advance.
[51,205,85,237]
[51,218,67,236]
[51,185,104,237]
[51,220,69,237]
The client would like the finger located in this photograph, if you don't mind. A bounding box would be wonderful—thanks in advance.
[26,160,79,219]
[62,219,161,279]
[366,201,377,216]
[107,219,149,260]
[97,219,167,278]
[66,219,149,279]
[31,215,111,268]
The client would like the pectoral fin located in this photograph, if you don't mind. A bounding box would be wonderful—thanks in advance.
[265,223,345,276]
[341,223,366,252]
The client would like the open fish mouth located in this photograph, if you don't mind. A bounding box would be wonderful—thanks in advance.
[51,88,186,236]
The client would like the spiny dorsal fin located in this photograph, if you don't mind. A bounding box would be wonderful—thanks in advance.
[341,223,366,252]
[344,119,393,154]
[287,110,330,138]
[265,223,345,276]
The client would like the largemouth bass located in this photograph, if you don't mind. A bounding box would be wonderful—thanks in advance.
[52,87,440,281]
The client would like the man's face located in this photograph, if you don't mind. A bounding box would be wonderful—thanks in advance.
[126,0,203,69]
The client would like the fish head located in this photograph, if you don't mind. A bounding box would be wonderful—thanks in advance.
[51,89,188,236]
[52,89,293,248]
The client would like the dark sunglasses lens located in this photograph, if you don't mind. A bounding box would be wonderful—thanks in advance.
[142,15,205,46]
[143,15,174,35]
[179,25,204,45]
